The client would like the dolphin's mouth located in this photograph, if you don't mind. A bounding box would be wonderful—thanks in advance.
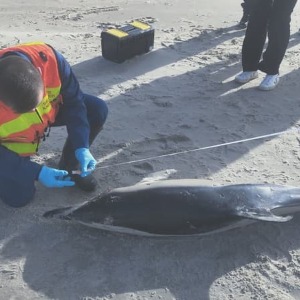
[271,203,300,216]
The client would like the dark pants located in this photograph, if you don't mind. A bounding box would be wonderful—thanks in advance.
[242,0,297,75]
[0,157,36,207]
[0,94,108,207]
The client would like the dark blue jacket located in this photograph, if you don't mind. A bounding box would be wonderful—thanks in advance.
[0,47,90,183]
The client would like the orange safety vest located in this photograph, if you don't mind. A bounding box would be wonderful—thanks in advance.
[0,42,63,156]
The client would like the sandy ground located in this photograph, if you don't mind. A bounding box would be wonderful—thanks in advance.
[1,0,300,299]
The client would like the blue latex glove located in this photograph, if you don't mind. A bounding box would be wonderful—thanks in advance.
[75,148,96,177]
[38,166,75,188]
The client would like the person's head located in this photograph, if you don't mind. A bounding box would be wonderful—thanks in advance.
[0,55,44,113]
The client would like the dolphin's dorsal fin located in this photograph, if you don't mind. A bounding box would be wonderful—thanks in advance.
[137,169,177,185]
[236,208,293,222]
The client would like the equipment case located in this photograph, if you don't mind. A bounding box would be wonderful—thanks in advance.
[101,21,154,63]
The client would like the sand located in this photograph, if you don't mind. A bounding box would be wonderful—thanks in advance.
[1,0,300,299]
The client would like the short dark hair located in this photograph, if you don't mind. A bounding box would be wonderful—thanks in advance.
[0,55,43,113]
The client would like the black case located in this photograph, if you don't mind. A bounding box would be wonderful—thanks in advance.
[101,21,154,63]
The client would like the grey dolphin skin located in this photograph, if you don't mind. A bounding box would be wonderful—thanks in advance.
[44,180,300,237]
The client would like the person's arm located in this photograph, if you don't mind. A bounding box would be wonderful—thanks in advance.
[53,49,97,176]
[52,48,90,150]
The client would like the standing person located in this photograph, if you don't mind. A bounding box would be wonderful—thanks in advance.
[0,42,108,207]
[235,0,298,91]
[238,0,252,28]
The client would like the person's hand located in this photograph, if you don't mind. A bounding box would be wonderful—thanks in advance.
[38,166,75,188]
[75,148,96,177]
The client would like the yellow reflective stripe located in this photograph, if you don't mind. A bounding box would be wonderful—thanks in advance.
[107,28,129,38]
[0,111,42,138]
[0,93,56,138]
[18,41,45,47]
[36,94,52,116]
[46,86,61,102]
[130,21,151,30]
[2,142,37,154]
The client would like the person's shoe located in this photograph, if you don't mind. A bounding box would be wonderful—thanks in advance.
[72,174,98,192]
[239,14,249,24]
[235,71,258,84]
[237,21,247,29]
[237,13,249,29]
[258,74,279,91]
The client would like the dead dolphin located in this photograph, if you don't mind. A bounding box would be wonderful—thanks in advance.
[44,180,300,236]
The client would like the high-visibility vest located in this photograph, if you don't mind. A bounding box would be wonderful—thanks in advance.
[0,42,62,156]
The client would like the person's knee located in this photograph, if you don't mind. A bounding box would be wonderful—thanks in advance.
[96,98,108,126]
[0,186,35,208]
[86,96,108,128]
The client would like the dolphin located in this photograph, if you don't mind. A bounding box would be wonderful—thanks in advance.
[44,180,300,237]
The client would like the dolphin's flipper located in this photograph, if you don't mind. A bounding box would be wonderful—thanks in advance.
[236,209,293,222]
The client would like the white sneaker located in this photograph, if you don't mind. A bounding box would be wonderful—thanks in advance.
[258,74,279,91]
[235,71,259,84]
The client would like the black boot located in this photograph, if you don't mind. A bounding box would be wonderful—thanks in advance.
[58,126,102,192]
[238,13,249,29]
[237,3,250,29]
[72,173,98,192]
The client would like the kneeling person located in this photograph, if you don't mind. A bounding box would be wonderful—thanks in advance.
[0,42,108,207]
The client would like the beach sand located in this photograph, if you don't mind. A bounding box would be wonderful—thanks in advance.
[1,0,300,299]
